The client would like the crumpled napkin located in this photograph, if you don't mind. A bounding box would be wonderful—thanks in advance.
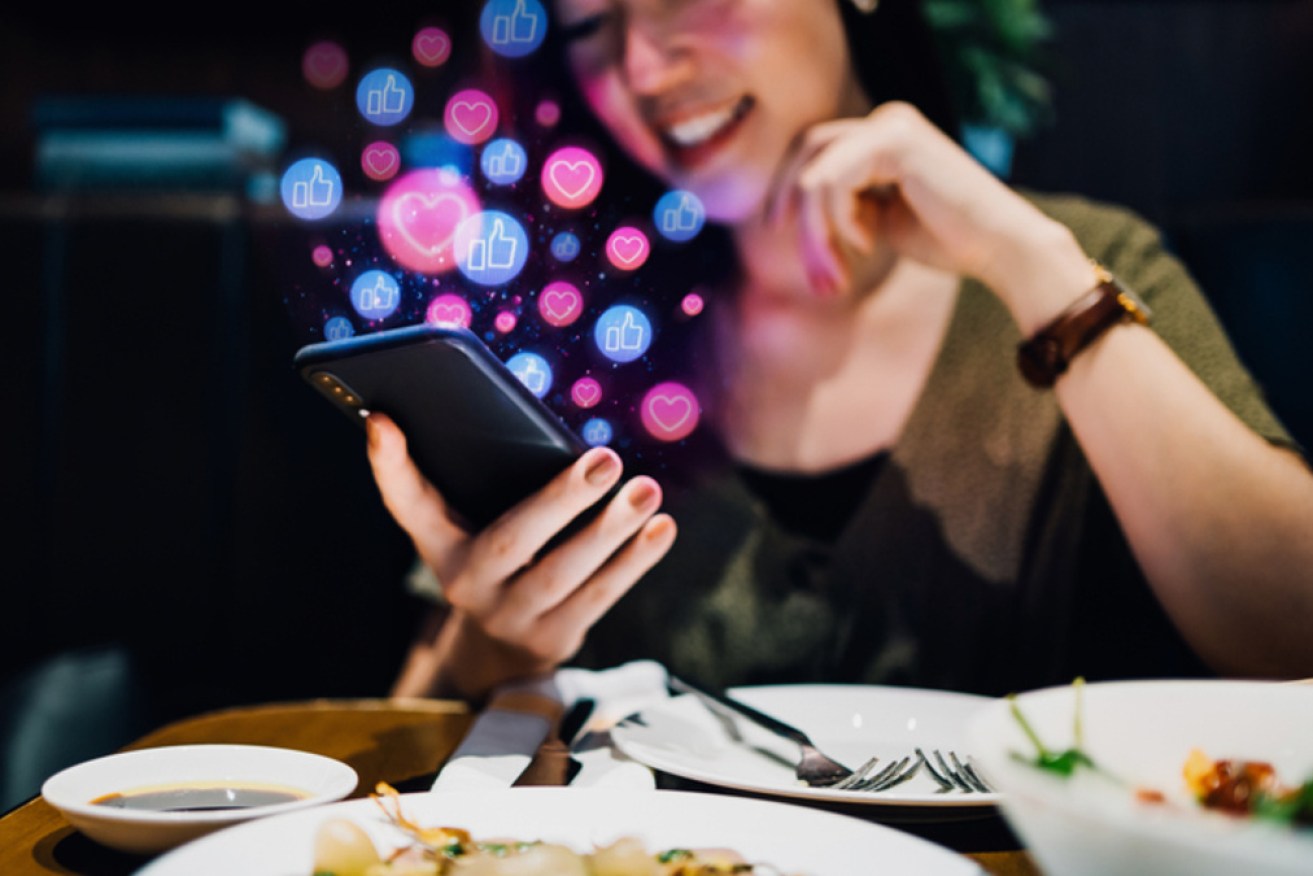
[430,659,669,791]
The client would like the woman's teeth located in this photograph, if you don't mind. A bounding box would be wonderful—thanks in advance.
[663,99,748,147]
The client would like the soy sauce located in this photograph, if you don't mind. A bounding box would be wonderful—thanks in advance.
[92,783,308,812]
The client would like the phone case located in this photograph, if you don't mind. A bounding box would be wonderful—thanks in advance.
[295,323,589,530]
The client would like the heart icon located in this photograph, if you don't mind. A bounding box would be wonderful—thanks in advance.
[610,235,645,264]
[647,394,693,432]
[542,288,579,320]
[451,101,493,137]
[429,303,465,326]
[364,148,396,175]
[574,382,600,406]
[415,33,449,64]
[392,191,470,257]
[548,160,597,201]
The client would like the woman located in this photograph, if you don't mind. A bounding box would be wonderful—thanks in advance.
[370,0,1313,701]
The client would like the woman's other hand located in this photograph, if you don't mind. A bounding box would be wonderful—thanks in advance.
[767,101,1093,331]
[365,412,677,701]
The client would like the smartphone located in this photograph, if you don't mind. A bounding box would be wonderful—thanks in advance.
[295,323,593,531]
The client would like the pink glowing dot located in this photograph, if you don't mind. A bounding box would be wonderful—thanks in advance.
[538,280,584,327]
[640,381,700,442]
[681,292,704,316]
[426,293,472,328]
[494,311,517,333]
[540,146,604,210]
[302,41,348,90]
[605,226,650,271]
[411,27,451,67]
[571,377,602,409]
[361,141,400,181]
[444,89,499,146]
[311,245,334,267]
[535,99,561,127]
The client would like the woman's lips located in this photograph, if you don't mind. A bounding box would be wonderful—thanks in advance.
[657,95,755,170]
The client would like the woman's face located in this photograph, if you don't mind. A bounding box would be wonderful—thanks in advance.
[553,0,870,223]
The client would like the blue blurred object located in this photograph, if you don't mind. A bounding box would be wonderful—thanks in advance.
[33,96,286,194]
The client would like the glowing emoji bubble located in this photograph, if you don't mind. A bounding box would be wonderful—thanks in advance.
[281,158,342,220]
[480,138,527,186]
[506,351,552,398]
[550,231,580,262]
[640,381,700,442]
[312,245,334,267]
[377,168,481,274]
[541,146,603,209]
[444,89,499,145]
[535,99,561,127]
[454,210,529,287]
[494,311,517,333]
[412,27,451,67]
[581,418,613,446]
[594,304,652,363]
[681,292,704,316]
[571,377,602,409]
[361,141,400,181]
[538,280,583,327]
[324,316,354,341]
[605,226,650,271]
[480,0,548,58]
[356,68,414,127]
[426,293,472,328]
[350,270,402,321]
[302,41,348,90]
[654,190,705,242]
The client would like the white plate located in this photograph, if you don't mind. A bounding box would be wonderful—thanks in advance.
[135,788,982,875]
[42,744,358,855]
[611,684,1001,808]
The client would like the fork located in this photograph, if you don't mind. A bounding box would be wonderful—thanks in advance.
[916,747,993,792]
[668,675,861,787]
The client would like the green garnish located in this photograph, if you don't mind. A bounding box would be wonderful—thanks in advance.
[1253,779,1313,827]
[1009,677,1098,777]
[440,841,465,857]
[657,848,694,863]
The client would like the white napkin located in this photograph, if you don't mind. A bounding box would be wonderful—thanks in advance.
[431,660,669,791]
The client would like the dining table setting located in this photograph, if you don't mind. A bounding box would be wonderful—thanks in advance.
[4,662,1311,876]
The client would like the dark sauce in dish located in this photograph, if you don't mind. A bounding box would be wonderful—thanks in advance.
[92,783,308,812]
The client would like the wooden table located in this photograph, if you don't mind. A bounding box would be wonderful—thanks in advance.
[0,698,1039,875]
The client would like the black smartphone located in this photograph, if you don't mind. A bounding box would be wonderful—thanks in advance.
[294,323,592,531]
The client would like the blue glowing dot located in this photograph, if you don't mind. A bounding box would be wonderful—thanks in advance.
[481,138,528,185]
[506,351,553,398]
[455,210,530,287]
[594,305,653,364]
[479,0,548,58]
[550,231,581,262]
[654,190,706,242]
[324,316,354,340]
[581,418,613,447]
[356,68,414,126]
[280,158,343,220]
[350,270,402,320]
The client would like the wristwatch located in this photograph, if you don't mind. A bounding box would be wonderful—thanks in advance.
[1016,262,1152,388]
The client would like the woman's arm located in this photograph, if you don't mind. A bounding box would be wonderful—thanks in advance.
[781,101,1313,677]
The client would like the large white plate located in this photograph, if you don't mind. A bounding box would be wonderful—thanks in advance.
[135,788,981,875]
[611,684,1001,808]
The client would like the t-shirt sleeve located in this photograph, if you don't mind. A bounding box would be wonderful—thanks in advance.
[1039,193,1300,455]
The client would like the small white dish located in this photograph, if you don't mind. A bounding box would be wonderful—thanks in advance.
[41,743,358,855]
[966,679,1313,876]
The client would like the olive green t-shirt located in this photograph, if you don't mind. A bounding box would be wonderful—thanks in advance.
[575,193,1297,696]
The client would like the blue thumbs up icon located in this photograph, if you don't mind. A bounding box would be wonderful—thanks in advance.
[356,68,414,126]
[594,305,653,364]
[654,190,705,242]
[350,270,402,321]
[481,0,547,58]
[281,158,343,220]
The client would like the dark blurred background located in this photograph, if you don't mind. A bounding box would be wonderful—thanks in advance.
[1,1,1310,811]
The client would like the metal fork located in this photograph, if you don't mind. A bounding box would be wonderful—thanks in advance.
[668,675,859,787]
[916,747,993,792]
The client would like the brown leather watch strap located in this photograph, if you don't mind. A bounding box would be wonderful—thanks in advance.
[1017,267,1151,388]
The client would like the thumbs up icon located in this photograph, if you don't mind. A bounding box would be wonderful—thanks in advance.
[483,140,526,184]
[292,163,334,209]
[493,0,539,44]
[367,74,406,116]
[483,0,546,57]
[604,311,646,353]
[282,158,342,220]
[662,195,701,233]
[349,270,401,320]
[595,305,653,363]
[507,352,552,398]
[655,190,705,242]
[356,68,413,125]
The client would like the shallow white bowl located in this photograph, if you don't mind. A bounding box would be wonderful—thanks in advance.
[965,680,1313,876]
[41,744,358,854]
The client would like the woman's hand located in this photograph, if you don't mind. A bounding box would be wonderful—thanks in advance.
[766,101,1093,331]
[365,412,676,700]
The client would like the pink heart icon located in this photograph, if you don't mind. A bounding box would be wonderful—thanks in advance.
[543,289,579,319]
[452,101,492,136]
[548,160,597,201]
[430,304,462,325]
[393,191,470,257]
[640,381,699,441]
[610,235,645,264]
[415,33,449,64]
[647,394,693,432]
[365,148,396,175]
[572,380,601,407]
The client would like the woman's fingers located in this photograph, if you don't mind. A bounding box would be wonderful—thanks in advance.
[364,413,467,571]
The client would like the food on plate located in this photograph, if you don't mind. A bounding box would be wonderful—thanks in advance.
[1007,677,1098,777]
[1183,749,1313,827]
[310,783,787,875]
